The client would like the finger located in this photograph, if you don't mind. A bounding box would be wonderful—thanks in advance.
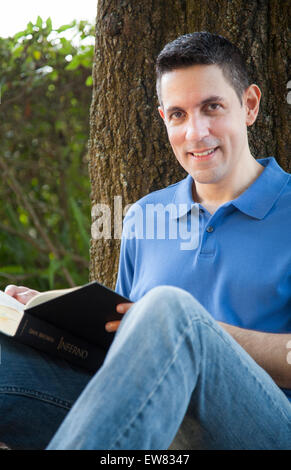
[15,291,38,305]
[105,320,121,332]
[16,289,39,297]
[4,285,32,296]
[4,285,26,296]
[116,302,133,314]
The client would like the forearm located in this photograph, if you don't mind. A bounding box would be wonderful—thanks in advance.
[218,322,291,389]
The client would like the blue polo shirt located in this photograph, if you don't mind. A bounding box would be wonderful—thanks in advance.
[115,157,291,401]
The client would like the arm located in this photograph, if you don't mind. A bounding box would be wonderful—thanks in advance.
[218,321,291,389]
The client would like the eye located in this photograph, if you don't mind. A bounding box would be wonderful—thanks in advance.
[170,111,184,119]
[206,103,221,111]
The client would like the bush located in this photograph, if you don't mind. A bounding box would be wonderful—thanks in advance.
[0,18,94,290]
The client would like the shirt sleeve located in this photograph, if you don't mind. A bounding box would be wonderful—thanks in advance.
[115,215,136,300]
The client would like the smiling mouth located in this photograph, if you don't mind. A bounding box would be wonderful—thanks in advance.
[188,147,218,159]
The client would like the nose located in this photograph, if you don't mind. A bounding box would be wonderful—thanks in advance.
[185,114,209,141]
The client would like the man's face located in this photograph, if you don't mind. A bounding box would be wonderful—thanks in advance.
[158,64,255,186]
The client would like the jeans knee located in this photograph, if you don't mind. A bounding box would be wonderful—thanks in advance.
[147,285,190,308]
[134,285,210,331]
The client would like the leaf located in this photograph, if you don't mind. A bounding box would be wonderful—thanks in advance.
[26,21,34,33]
[54,120,66,131]
[0,265,25,274]
[65,55,81,70]
[46,17,52,33]
[49,70,58,81]
[36,16,43,29]
[85,75,93,86]
[57,22,75,33]
[12,45,24,58]
[13,30,27,41]
[19,213,29,226]
[33,50,41,60]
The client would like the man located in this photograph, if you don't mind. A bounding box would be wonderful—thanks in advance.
[2,32,291,449]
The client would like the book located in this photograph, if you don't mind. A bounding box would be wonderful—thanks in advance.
[0,281,130,372]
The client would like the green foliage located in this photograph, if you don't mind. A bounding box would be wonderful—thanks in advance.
[0,18,95,291]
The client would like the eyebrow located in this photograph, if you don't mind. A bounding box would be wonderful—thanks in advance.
[165,96,226,114]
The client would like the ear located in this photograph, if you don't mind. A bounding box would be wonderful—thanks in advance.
[158,106,165,121]
[243,84,261,126]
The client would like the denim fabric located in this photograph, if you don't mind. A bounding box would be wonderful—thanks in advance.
[1,286,290,449]
[48,286,290,450]
[0,334,93,449]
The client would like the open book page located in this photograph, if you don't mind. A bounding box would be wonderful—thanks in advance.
[0,291,24,336]
[25,286,80,309]
[0,290,24,312]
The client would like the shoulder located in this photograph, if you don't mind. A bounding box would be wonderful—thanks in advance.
[257,157,291,203]
[277,173,291,207]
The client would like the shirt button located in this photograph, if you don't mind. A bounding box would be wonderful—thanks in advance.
[206,225,214,233]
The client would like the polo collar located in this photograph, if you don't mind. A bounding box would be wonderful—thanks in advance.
[171,174,196,219]
[231,157,290,219]
[171,157,290,220]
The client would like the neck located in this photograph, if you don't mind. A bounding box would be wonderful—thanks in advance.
[192,156,264,214]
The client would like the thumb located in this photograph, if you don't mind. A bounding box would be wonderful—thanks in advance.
[4,285,19,297]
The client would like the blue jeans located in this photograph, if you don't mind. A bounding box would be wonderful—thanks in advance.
[0,286,290,449]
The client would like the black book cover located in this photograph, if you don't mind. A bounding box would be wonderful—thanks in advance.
[16,312,106,372]
[13,281,130,371]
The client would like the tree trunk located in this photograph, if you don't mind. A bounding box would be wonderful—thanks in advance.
[89,0,290,288]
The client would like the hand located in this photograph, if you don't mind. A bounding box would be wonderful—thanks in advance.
[105,302,133,332]
[4,285,40,305]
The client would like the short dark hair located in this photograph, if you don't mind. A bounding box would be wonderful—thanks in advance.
[156,32,250,105]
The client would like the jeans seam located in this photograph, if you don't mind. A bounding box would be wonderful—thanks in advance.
[108,317,195,449]
[0,386,72,410]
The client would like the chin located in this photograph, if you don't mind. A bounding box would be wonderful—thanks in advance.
[191,168,224,184]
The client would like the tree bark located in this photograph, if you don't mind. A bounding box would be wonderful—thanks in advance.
[89,0,290,288]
